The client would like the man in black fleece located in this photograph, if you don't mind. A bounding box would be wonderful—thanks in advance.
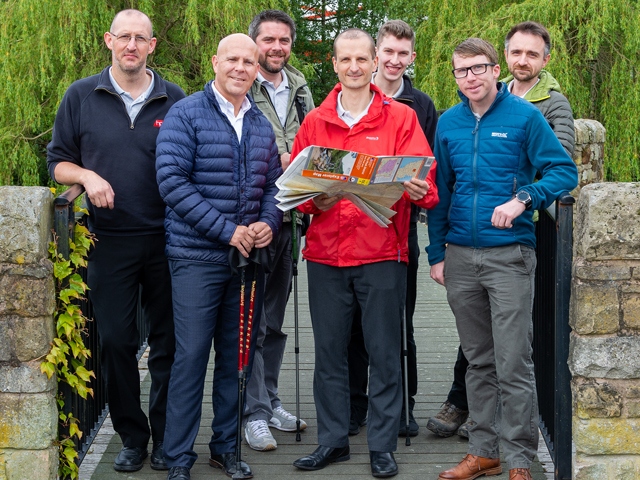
[46,9,185,473]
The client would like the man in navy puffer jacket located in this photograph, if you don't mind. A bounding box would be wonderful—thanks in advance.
[156,33,282,480]
[428,38,577,480]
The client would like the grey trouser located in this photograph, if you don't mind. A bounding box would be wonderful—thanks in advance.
[244,222,300,422]
[444,243,539,470]
[308,260,405,453]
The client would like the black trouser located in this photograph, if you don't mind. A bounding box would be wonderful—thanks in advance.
[87,233,175,448]
[348,222,419,412]
[447,345,469,411]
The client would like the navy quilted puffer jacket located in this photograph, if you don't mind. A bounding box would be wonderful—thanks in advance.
[156,81,283,264]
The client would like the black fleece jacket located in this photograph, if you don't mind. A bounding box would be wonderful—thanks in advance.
[395,75,438,222]
[47,67,185,235]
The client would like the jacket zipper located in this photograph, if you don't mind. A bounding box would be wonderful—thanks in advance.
[472,115,480,247]
[99,87,167,130]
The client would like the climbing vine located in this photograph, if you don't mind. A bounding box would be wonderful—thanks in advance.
[41,211,95,480]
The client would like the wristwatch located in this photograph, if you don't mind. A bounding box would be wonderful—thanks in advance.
[515,190,532,210]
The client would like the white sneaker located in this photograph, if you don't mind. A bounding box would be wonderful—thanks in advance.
[244,419,277,451]
[269,406,307,432]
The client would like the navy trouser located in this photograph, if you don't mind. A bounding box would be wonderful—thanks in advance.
[87,233,175,449]
[348,222,420,412]
[164,260,264,469]
[309,260,405,453]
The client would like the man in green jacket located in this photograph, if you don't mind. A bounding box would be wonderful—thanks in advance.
[243,9,315,452]
[502,21,575,156]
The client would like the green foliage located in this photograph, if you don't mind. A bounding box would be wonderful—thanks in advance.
[1,0,637,185]
[291,0,388,104]
[411,0,640,181]
[0,0,277,187]
[41,215,95,479]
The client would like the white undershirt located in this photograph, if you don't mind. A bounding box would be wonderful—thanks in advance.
[211,82,251,141]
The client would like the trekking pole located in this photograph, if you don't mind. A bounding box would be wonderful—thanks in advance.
[233,261,247,478]
[232,249,261,480]
[292,212,302,442]
[401,309,411,446]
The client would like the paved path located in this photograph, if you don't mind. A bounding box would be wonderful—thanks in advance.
[81,224,552,479]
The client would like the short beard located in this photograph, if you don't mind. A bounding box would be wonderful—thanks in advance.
[260,57,287,75]
[511,69,537,83]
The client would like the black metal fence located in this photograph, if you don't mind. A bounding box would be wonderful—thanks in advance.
[53,186,148,465]
[532,193,575,480]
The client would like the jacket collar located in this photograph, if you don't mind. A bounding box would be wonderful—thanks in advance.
[458,81,509,116]
[204,79,260,118]
[96,66,167,99]
[317,82,391,127]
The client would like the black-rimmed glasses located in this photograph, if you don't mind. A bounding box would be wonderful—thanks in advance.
[452,63,496,79]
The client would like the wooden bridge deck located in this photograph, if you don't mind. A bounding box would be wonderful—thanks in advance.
[80,224,552,479]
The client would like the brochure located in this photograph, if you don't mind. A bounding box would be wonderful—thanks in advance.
[275,146,434,227]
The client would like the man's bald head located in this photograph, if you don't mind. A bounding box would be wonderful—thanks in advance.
[111,9,153,38]
[217,33,259,59]
[212,33,260,110]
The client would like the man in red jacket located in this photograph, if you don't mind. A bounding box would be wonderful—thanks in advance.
[290,28,438,478]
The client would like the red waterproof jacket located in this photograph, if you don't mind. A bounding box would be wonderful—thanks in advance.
[291,83,439,267]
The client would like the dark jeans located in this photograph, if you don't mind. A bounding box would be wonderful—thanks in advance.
[163,260,264,468]
[87,233,175,448]
[348,222,419,412]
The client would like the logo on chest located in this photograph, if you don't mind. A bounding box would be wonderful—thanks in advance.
[491,132,507,138]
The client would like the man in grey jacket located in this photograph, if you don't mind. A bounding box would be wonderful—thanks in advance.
[242,9,315,452]
[427,21,576,441]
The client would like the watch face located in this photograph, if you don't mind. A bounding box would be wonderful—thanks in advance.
[517,191,531,204]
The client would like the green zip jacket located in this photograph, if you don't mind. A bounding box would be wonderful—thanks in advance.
[250,63,314,156]
[501,69,575,157]
[250,63,314,224]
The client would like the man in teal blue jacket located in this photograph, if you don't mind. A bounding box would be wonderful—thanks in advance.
[427,38,577,480]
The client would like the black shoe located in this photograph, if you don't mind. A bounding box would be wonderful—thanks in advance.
[151,441,168,470]
[113,446,147,472]
[349,408,367,436]
[370,451,398,478]
[293,445,350,471]
[209,453,253,479]
[398,409,419,437]
[167,466,190,480]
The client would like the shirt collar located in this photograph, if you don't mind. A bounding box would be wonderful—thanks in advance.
[336,90,376,127]
[371,73,404,98]
[257,69,289,90]
[211,82,252,116]
[108,67,154,101]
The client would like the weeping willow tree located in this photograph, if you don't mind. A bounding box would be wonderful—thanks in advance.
[410,0,639,182]
[0,0,277,186]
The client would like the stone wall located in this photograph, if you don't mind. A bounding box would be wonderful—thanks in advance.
[572,119,606,197]
[0,187,57,479]
[570,182,640,479]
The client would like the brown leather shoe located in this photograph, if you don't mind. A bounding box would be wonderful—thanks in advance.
[438,454,502,480]
[509,468,532,480]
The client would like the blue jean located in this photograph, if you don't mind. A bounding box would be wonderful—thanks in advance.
[444,243,539,470]
[163,259,264,468]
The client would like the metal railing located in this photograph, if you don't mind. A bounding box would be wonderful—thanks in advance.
[53,186,148,464]
[532,193,575,480]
